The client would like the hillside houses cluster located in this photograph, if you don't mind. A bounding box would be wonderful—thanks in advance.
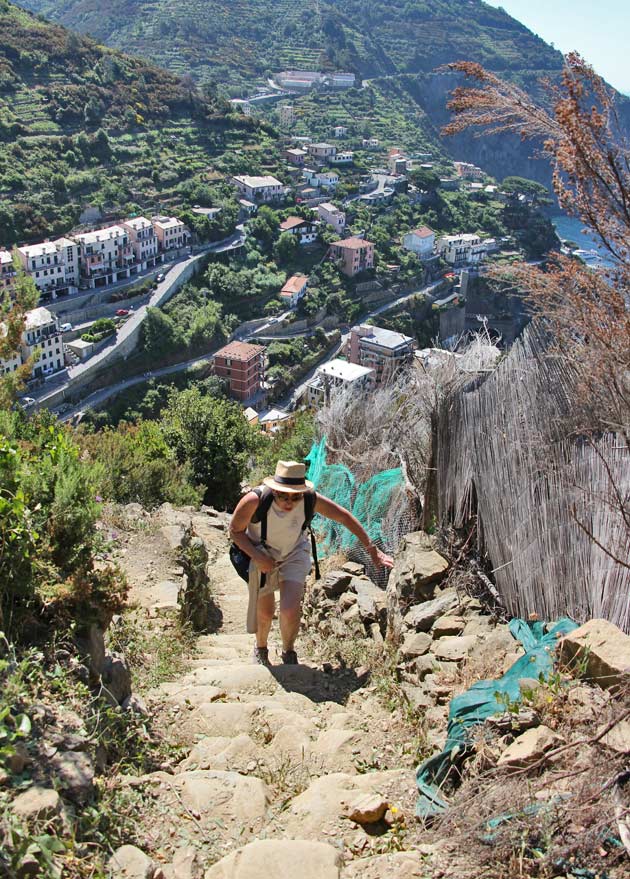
[1,216,190,301]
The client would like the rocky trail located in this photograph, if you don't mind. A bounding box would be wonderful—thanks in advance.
[109,507,436,879]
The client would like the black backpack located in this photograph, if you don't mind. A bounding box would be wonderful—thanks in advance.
[229,486,320,584]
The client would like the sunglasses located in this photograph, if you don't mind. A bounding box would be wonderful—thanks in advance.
[273,491,301,503]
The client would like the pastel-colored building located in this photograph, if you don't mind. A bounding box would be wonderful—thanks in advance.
[212,340,266,402]
[348,324,415,386]
[330,151,354,165]
[436,233,486,266]
[303,168,339,190]
[152,216,190,252]
[259,408,293,434]
[279,273,308,307]
[232,175,286,203]
[0,249,15,291]
[329,237,375,277]
[454,161,484,180]
[123,217,159,264]
[285,148,308,166]
[308,143,337,162]
[305,358,374,408]
[402,226,435,260]
[23,307,64,378]
[279,216,318,245]
[279,104,295,127]
[317,202,346,234]
[18,237,79,300]
[333,126,348,138]
[72,224,134,287]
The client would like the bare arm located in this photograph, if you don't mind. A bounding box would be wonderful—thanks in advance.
[229,492,276,574]
[314,494,394,569]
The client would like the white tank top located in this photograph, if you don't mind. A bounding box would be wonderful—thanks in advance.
[247,497,308,561]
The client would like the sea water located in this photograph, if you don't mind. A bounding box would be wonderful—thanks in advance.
[552,214,615,269]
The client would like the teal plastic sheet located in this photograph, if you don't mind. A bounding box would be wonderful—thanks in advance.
[416,617,579,818]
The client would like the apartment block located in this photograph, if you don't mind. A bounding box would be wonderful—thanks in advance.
[308,143,337,162]
[232,175,286,203]
[18,237,79,300]
[436,233,486,267]
[348,324,415,386]
[1,306,65,378]
[305,358,374,408]
[0,249,15,291]
[122,217,159,264]
[279,216,318,245]
[402,226,435,260]
[212,340,265,402]
[329,237,374,277]
[280,273,308,307]
[317,202,346,234]
[152,216,190,252]
[72,225,135,288]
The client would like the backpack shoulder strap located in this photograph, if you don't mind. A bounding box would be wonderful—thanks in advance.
[302,489,317,530]
[251,485,274,543]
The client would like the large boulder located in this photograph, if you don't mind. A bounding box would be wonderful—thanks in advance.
[497,725,564,768]
[50,751,94,803]
[386,531,449,637]
[101,653,132,706]
[11,787,62,822]
[108,845,156,879]
[204,839,341,879]
[402,593,458,634]
[560,619,630,689]
[352,578,386,628]
[322,571,353,598]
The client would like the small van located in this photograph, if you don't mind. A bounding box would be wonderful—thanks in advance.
[60,322,73,332]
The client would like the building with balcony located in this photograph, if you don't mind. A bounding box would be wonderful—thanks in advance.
[279,104,295,126]
[317,202,346,234]
[330,151,354,165]
[279,216,318,245]
[73,225,133,288]
[123,217,160,265]
[212,340,266,402]
[0,249,15,292]
[285,147,308,166]
[22,307,64,378]
[152,216,190,253]
[436,233,486,267]
[232,175,286,203]
[305,358,374,408]
[348,324,415,387]
[402,226,435,260]
[308,143,337,162]
[17,237,79,300]
[329,237,374,277]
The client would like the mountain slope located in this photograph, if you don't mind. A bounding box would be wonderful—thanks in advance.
[0,2,271,243]
[18,0,564,91]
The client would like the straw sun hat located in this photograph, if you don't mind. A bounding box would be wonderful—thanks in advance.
[263,460,314,494]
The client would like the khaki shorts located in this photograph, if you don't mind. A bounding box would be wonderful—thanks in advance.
[245,540,312,634]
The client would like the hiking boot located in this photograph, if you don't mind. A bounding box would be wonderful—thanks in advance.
[281,649,298,665]
[253,646,270,666]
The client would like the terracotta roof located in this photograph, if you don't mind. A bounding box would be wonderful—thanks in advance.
[281,273,308,295]
[410,226,434,238]
[331,236,374,250]
[280,216,308,231]
[214,341,265,361]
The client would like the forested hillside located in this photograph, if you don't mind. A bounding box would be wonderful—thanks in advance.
[0,1,273,243]
[19,0,563,91]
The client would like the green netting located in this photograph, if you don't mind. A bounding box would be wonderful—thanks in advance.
[415,617,579,819]
[305,436,408,559]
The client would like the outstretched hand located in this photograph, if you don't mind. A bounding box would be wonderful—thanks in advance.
[369,546,394,569]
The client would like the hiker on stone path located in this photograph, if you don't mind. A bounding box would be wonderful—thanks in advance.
[229,460,394,666]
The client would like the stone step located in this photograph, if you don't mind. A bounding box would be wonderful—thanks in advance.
[204,839,342,879]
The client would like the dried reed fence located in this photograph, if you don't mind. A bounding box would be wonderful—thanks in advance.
[434,322,630,631]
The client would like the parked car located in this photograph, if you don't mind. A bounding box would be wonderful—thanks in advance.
[60,322,73,332]
[20,396,35,408]
[115,309,129,316]
[156,272,165,282]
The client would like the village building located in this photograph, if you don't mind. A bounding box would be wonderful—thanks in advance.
[402,226,435,260]
[243,407,259,426]
[232,175,286,203]
[22,307,64,378]
[307,143,337,162]
[72,225,135,288]
[348,324,415,387]
[333,126,348,138]
[17,237,79,300]
[122,217,159,265]
[317,202,346,234]
[329,72,356,88]
[0,249,15,291]
[436,233,486,267]
[278,104,295,127]
[279,273,308,307]
[454,161,484,180]
[151,216,190,252]
[212,340,266,402]
[276,70,323,90]
[229,99,252,116]
[285,147,308,166]
[329,237,375,277]
[330,151,354,165]
[259,408,293,434]
[279,216,318,245]
[305,358,374,408]
[362,137,380,149]
[303,168,339,190]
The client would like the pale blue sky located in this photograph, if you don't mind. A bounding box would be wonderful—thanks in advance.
[485,1,629,94]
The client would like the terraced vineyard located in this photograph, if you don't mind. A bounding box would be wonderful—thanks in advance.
[22,0,564,93]
[0,2,275,244]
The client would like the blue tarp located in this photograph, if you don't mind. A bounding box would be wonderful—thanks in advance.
[416,617,579,818]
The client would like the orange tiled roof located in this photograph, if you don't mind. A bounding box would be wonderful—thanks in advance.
[411,226,434,238]
[331,236,373,250]
[214,341,265,361]
[281,273,308,295]
[280,216,308,231]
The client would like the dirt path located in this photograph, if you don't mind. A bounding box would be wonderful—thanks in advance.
[113,514,428,878]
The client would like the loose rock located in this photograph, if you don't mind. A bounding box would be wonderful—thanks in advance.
[343,792,389,824]
[108,845,155,879]
[560,619,630,689]
[204,839,342,879]
[432,635,476,662]
[403,593,458,633]
[497,725,565,768]
[11,787,62,822]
